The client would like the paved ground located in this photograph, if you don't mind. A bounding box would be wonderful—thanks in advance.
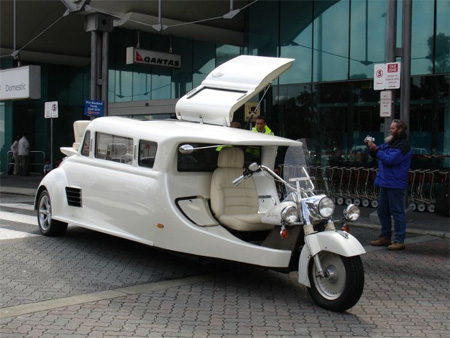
[0,174,449,337]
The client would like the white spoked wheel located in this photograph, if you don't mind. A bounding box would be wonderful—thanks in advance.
[336,197,344,205]
[409,202,416,211]
[353,198,361,206]
[345,198,353,206]
[427,204,435,213]
[370,200,378,208]
[362,199,370,207]
[308,252,364,312]
[37,190,68,236]
[417,203,426,212]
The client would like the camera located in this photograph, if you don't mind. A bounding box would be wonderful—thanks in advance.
[364,136,375,144]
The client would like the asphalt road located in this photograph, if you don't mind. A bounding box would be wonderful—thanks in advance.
[0,193,448,338]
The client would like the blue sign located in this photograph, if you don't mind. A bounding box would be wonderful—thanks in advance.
[84,100,104,117]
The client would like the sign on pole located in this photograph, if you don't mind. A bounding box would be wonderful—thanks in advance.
[385,62,401,89]
[374,62,401,90]
[44,101,59,118]
[380,91,392,117]
[374,64,385,90]
[84,100,104,117]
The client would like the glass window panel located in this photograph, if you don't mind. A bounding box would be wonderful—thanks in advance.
[435,0,450,74]
[193,41,215,88]
[81,131,90,157]
[95,132,133,165]
[172,37,193,98]
[313,0,350,82]
[247,0,279,57]
[133,71,151,101]
[279,0,313,84]
[139,140,158,168]
[411,0,434,75]
[216,44,241,67]
[151,71,171,99]
[114,70,133,102]
[350,0,386,79]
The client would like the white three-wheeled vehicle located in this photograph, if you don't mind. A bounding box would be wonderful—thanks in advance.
[36,56,365,312]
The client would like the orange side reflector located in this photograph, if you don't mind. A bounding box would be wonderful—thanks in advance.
[157,223,164,229]
[280,228,289,239]
[341,224,350,232]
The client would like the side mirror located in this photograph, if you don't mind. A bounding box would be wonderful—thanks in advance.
[179,144,194,154]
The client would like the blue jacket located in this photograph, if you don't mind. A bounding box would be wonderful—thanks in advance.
[372,134,411,189]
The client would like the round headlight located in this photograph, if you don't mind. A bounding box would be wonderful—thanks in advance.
[318,197,335,218]
[281,206,299,225]
[344,204,360,221]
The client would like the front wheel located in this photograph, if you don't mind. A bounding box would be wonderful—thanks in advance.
[308,252,364,312]
[37,190,68,236]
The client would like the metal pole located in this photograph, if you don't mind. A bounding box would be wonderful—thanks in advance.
[50,117,53,170]
[384,0,397,137]
[400,0,412,131]
[90,31,97,100]
[102,31,109,116]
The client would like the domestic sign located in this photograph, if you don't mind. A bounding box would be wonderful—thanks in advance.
[84,100,104,117]
[45,101,59,118]
[0,66,41,100]
[126,47,181,69]
[385,62,401,89]
[380,90,392,117]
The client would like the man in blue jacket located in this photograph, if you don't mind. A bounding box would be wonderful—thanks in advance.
[366,119,412,251]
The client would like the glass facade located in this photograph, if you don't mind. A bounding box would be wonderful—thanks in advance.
[0,0,448,173]
[247,0,449,169]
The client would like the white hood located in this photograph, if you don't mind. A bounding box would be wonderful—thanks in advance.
[175,55,294,126]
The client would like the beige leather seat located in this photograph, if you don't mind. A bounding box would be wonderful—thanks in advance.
[210,147,273,232]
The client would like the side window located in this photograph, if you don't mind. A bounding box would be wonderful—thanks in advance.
[81,131,90,157]
[95,133,133,165]
[139,140,158,168]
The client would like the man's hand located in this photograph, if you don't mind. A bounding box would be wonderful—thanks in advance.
[367,141,378,153]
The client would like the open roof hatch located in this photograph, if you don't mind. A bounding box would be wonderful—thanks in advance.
[175,55,294,126]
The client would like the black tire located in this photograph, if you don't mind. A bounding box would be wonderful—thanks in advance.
[37,190,68,236]
[308,252,364,312]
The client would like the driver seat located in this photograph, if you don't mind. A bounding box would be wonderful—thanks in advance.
[210,147,273,232]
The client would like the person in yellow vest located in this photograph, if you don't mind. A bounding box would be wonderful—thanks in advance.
[252,116,274,135]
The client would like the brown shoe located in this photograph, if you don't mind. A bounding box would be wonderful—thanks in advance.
[371,236,391,246]
[388,242,405,251]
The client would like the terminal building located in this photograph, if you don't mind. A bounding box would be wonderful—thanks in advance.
[0,0,449,174]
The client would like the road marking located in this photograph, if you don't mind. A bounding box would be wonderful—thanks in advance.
[0,210,37,226]
[0,227,39,240]
[0,274,219,319]
[0,203,35,211]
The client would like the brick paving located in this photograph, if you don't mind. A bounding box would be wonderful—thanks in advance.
[0,224,449,337]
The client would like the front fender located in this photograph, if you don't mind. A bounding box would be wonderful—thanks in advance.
[298,230,366,287]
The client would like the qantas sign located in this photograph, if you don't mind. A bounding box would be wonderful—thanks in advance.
[126,47,181,69]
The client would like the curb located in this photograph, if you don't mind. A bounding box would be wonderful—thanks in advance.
[352,221,450,239]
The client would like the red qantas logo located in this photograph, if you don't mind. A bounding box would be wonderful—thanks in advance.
[135,51,144,62]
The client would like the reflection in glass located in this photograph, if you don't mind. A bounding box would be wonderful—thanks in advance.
[313,0,349,82]
[280,0,313,84]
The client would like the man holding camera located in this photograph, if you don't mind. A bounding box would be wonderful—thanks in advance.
[366,119,412,251]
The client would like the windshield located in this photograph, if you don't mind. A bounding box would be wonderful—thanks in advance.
[282,139,315,194]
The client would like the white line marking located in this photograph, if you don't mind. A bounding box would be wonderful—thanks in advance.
[0,227,39,240]
[0,203,35,211]
[0,211,38,226]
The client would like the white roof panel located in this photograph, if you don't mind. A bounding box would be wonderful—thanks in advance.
[175,55,294,126]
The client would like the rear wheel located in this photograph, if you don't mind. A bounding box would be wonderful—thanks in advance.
[37,190,68,236]
[308,252,364,312]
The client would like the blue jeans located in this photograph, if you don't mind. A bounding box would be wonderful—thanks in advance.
[377,187,406,243]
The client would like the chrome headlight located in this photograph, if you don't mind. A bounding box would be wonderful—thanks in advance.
[318,196,335,218]
[344,204,360,221]
[281,206,299,225]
